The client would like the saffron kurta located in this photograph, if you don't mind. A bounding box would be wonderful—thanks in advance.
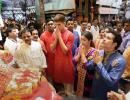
[52,29,74,84]
[40,31,54,77]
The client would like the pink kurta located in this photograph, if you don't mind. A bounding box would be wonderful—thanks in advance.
[40,31,54,77]
[53,29,74,84]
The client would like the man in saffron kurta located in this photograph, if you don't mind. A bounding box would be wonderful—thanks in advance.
[52,29,74,83]
[40,20,55,79]
[51,14,74,96]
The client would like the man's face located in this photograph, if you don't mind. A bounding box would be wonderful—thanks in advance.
[103,33,116,51]
[9,29,18,39]
[73,21,78,27]
[31,30,39,41]
[124,23,130,32]
[55,21,65,32]
[22,32,32,45]
[81,22,87,30]
[46,21,55,32]
[66,21,74,31]
[93,20,98,26]
[87,23,91,30]
[117,23,123,31]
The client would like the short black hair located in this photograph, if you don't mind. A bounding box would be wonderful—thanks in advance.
[99,28,105,33]
[116,21,122,25]
[66,18,74,24]
[45,18,54,24]
[105,26,113,33]
[29,28,38,35]
[110,30,122,50]
[124,18,130,24]
[6,27,17,37]
[81,20,87,24]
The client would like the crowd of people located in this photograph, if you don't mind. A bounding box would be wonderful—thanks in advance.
[0,14,130,100]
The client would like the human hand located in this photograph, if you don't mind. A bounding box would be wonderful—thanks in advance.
[79,44,87,63]
[79,44,85,58]
[93,50,103,64]
[107,91,126,100]
[55,26,61,39]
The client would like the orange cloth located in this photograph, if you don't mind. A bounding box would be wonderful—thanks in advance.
[53,29,74,84]
[0,67,14,97]
[40,31,55,77]
[0,50,14,64]
[1,80,62,100]
[23,81,62,100]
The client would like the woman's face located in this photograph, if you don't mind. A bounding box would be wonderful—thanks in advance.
[99,29,105,39]
[80,35,90,47]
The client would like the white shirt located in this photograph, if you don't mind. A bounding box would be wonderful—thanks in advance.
[14,41,47,69]
[4,37,21,56]
[91,25,99,41]
[0,31,2,41]
[126,91,130,100]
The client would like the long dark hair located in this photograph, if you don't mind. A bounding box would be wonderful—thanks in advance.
[82,31,95,47]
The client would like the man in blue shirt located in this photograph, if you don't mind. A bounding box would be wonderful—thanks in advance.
[66,18,80,56]
[91,30,126,100]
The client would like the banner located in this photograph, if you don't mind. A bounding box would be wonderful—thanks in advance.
[44,0,75,11]
[96,0,122,8]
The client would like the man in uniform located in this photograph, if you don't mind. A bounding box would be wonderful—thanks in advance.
[91,30,126,100]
